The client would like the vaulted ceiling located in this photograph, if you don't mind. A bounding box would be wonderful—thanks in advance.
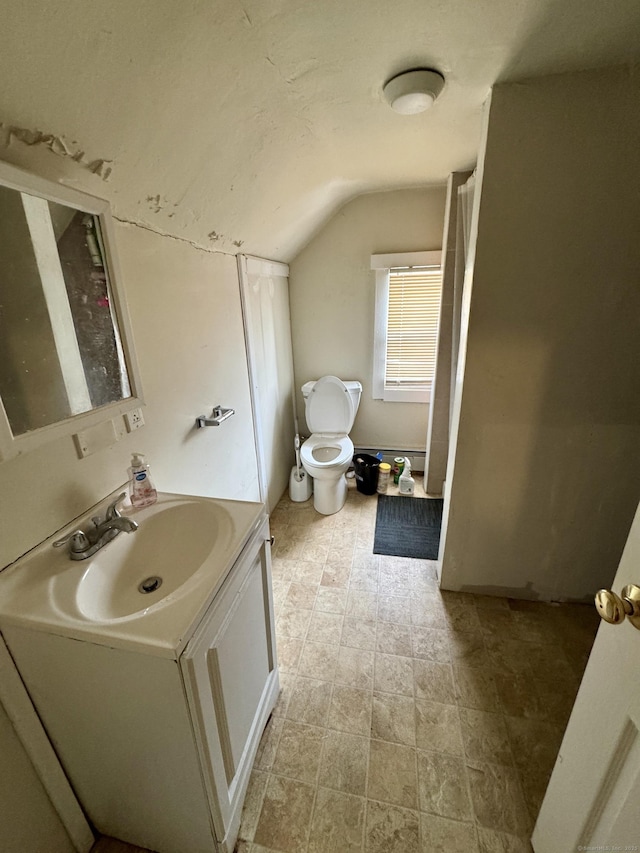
[1,0,639,260]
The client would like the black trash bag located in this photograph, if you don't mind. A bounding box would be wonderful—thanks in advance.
[352,453,380,495]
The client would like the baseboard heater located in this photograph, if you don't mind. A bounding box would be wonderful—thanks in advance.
[352,448,426,473]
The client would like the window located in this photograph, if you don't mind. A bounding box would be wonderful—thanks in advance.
[371,250,442,403]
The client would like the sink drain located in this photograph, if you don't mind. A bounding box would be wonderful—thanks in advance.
[138,576,163,594]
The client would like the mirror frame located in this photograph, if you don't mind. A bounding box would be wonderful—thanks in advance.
[0,160,144,461]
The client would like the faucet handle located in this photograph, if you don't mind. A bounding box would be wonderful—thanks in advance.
[53,530,90,553]
[106,492,127,520]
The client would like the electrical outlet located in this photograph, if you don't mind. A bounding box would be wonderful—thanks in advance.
[124,407,145,432]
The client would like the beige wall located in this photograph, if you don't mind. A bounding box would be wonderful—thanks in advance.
[289,188,446,451]
[440,65,640,601]
[0,701,75,853]
[0,164,260,838]
[0,220,260,570]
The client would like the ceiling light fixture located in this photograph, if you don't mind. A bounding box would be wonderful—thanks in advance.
[383,68,445,115]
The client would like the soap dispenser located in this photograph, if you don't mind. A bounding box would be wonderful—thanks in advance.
[128,452,158,507]
[398,457,415,496]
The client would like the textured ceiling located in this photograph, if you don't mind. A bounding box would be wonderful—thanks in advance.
[1,0,639,260]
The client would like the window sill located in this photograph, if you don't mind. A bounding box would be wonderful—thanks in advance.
[374,387,431,404]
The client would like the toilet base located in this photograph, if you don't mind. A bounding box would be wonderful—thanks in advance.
[312,474,348,515]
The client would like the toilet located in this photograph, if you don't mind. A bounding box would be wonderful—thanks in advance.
[300,375,362,515]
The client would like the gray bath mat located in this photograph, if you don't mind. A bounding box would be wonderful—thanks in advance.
[374,495,444,559]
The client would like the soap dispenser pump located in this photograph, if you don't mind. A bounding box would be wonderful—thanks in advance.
[398,457,415,496]
[128,452,158,508]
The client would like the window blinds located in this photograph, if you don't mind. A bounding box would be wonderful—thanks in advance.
[385,265,442,388]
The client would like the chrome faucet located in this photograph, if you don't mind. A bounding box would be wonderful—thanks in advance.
[53,492,138,560]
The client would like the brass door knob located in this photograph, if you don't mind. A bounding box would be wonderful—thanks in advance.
[594,584,640,630]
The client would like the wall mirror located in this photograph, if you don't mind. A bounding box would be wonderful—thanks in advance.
[0,161,143,461]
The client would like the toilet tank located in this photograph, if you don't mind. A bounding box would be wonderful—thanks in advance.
[344,381,362,413]
[302,377,362,434]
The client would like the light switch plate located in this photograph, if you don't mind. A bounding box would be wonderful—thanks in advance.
[124,408,145,432]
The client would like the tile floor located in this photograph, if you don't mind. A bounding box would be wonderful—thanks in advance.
[91,479,599,853]
[237,481,599,853]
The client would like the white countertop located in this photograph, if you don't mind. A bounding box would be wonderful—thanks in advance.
[0,492,266,658]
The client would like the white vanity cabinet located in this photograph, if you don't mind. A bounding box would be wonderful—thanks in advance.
[0,513,279,853]
[180,517,278,850]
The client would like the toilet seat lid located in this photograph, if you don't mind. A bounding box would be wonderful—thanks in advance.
[305,375,356,434]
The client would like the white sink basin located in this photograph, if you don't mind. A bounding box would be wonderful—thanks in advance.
[75,500,231,621]
[0,492,265,656]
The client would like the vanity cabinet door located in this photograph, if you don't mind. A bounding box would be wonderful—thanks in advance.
[180,519,279,853]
